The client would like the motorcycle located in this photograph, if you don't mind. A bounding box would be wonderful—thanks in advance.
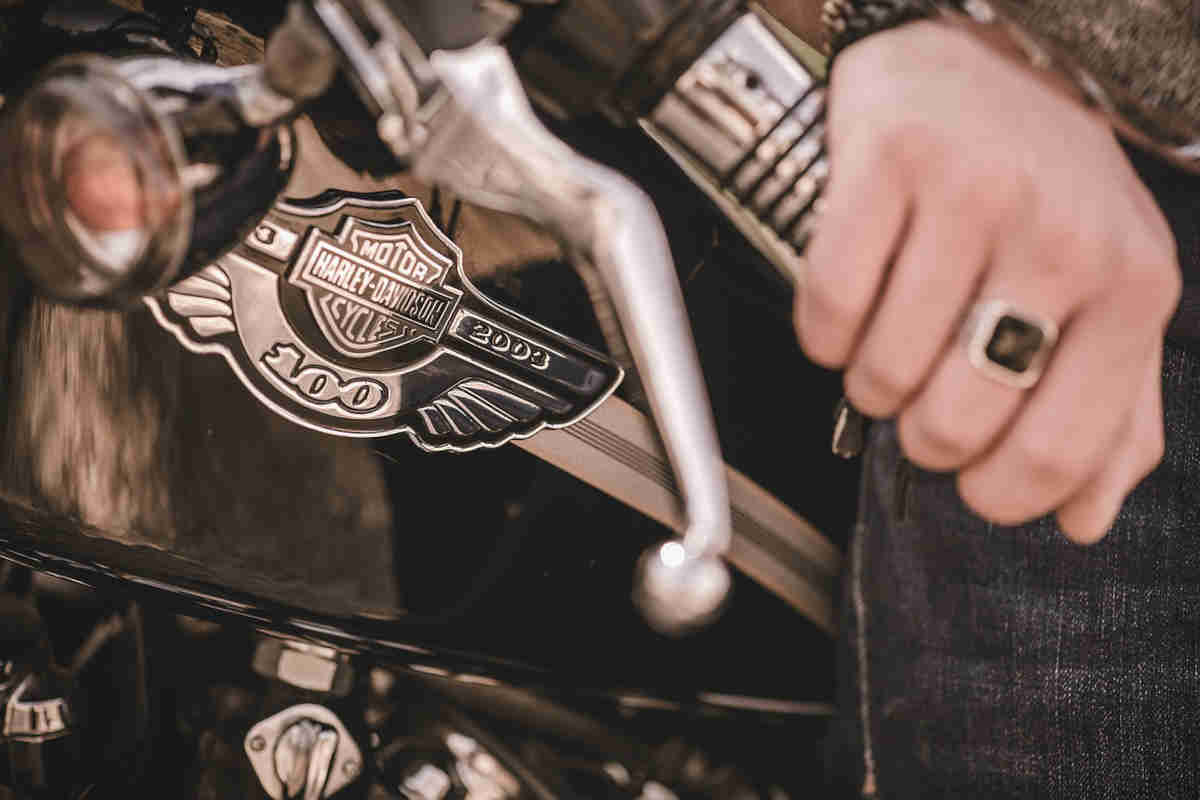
[0,1,857,796]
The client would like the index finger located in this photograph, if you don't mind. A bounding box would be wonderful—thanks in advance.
[795,130,910,368]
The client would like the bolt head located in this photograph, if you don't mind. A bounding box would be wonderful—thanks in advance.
[249,735,266,752]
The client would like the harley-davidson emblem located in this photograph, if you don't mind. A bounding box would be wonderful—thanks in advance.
[147,191,622,450]
[290,217,460,356]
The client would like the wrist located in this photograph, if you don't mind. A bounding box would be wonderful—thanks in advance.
[821,0,1200,172]
[847,16,1099,117]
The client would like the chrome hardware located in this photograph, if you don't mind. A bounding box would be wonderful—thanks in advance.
[0,49,295,306]
[252,638,354,696]
[277,720,339,800]
[308,0,440,160]
[0,56,195,304]
[114,57,302,129]
[413,42,733,631]
[381,731,520,800]
[402,762,454,800]
[652,14,820,177]
[639,781,682,800]
[246,218,303,263]
[245,704,362,800]
[265,2,340,104]
[831,397,868,458]
[444,731,521,799]
[2,674,72,743]
[645,12,829,284]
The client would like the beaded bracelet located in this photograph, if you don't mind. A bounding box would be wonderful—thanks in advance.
[820,0,932,57]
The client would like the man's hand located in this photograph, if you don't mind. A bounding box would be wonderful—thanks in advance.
[795,20,1181,543]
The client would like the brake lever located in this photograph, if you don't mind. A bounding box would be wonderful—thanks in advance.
[412,43,733,632]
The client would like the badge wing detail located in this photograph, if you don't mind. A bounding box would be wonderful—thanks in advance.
[164,266,236,339]
[416,378,542,440]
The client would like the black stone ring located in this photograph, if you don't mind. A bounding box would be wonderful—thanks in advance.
[963,300,1059,389]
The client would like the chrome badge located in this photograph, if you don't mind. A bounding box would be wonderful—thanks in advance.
[147,191,622,450]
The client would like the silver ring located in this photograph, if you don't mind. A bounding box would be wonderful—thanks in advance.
[963,300,1059,389]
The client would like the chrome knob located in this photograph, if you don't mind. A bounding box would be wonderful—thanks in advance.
[1,672,73,743]
[275,719,340,800]
[634,542,732,634]
[246,704,362,800]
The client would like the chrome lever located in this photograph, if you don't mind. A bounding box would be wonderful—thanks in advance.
[412,42,732,632]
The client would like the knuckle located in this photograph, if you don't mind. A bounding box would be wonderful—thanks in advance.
[1137,222,1179,269]
[951,180,1001,222]
[844,359,913,417]
[945,169,1029,224]
[1165,261,1184,306]
[1059,512,1112,546]
[896,408,984,471]
[1034,218,1110,284]
[878,119,944,176]
[1003,169,1038,212]
[829,124,893,186]
[955,475,1029,527]
[1115,220,1179,281]
[1138,422,1166,475]
[828,122,879,168]
[1011,430,1093,493]
[1124,253,1183,316]
[1129,180,1176,252]
[804,269,875,330]
[1034,216,1083,257]
[828,38,890,89]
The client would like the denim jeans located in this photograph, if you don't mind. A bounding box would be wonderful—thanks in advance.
[829,340,1200,798]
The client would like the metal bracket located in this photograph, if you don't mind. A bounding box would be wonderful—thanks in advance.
[245,704,362,800]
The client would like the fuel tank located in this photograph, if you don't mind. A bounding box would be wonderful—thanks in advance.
[0,2,856,701]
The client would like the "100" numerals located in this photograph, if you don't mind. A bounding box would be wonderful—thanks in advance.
[261,343,388,415]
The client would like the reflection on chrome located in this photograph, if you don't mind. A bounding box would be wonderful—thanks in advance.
[0,56,191,304]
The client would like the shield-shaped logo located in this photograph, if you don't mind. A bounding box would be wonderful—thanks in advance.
[289,215,460,356]
[147,191,622,450]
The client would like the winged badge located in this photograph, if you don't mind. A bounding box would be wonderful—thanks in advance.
[146,190,622,451]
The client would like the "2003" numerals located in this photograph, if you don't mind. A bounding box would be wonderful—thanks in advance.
[466,319,550,370]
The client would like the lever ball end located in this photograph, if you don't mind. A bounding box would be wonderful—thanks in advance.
[633,542,731,635]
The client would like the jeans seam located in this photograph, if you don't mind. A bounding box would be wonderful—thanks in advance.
[853,519,878,798]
